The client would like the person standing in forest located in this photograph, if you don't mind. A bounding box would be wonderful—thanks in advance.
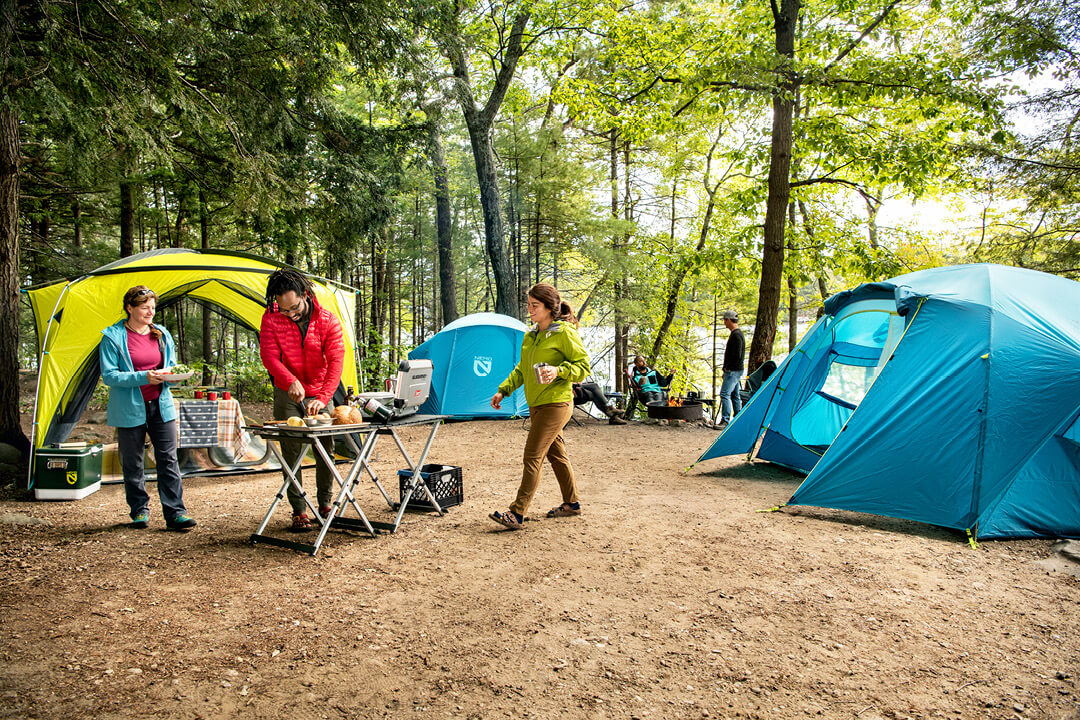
[259,269,344,532]
[719,310,745,428]
[99,286,196,531]
[489,283,591,530]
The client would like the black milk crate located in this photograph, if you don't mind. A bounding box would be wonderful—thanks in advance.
[397,464,463,512]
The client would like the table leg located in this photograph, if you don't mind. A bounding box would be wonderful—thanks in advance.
[388,420,444,532]
[250,438,323,554]
[308,439,377,551]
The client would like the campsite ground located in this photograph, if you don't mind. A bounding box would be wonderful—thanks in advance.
[2,408,1079,720]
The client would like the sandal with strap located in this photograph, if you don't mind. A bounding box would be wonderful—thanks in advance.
[290,513,314,532]
[546,503,582,518]
[489,510,524,531]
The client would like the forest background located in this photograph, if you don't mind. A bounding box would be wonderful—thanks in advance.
[0,0,1077,461]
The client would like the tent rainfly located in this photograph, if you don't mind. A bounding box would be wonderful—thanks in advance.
[696,263,1080,541]
[25,248,360,467]
[408,312,529,418]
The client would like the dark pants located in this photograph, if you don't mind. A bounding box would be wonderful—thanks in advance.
[641,391,663,405]
[576,382,613,413]
[273,387,335,514]
[118,399,187,521]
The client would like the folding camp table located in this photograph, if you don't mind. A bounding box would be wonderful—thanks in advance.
[247,413,448,556]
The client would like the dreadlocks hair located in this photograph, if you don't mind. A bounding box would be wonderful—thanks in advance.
[265,268,312,307]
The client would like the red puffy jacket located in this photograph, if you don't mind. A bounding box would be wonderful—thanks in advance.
[259,294,345,406]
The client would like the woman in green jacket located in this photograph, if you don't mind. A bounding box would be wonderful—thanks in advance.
[489,283,591,530]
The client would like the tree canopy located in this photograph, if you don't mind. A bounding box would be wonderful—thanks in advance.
[2,0,1077,451]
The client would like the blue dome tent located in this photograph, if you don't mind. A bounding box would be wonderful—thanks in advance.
[696,264,1080,540]
[409,313,530,418]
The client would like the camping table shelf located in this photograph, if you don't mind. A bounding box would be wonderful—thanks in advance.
[247,413,448,556]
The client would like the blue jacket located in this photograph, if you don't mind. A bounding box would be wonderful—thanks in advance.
[99,321,178,428]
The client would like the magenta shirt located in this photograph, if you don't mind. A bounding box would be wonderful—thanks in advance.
[126,328,162,402]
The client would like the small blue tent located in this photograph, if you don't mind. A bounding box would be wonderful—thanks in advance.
[697,264,1080,540]
[409,313,530,418]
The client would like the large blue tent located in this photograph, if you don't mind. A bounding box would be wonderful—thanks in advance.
[409,313,530,418]
[697,264,1080,540]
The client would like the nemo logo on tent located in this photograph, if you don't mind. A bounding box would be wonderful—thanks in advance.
[473,357,492,376]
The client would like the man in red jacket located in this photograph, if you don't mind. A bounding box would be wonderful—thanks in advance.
[260,269,345,532]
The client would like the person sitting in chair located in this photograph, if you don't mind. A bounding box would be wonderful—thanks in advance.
[630,355,673,405]
[573,382,627,425]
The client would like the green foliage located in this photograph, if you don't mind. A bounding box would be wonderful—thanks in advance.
[8,0,1075,410]
[227,359,275,404]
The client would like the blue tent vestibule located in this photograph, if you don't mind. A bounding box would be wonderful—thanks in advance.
[696,264,1080,540]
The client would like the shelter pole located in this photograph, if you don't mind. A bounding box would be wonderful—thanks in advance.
[27,281,74,488]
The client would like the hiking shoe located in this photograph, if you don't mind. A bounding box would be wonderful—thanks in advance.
[290,513,313,532]
[608,413,627,425]
[130,512,150,529]
[166,515,197,531]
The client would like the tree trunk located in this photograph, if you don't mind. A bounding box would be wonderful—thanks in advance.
[748,0,799,373]
[865,191,880,250]
[787,201,798,352]
[199,191,213,385]
[617,141,633,394]
[72,199,82,248]
[445,13,530,318]
[428,123,457,325]
[0,96,29,456]
[120,174,137,258]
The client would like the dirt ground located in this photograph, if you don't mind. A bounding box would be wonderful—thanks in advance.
[2,409,1079,720]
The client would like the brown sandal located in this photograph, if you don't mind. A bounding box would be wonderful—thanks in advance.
[546,503,582,518]
[489,510,524,530]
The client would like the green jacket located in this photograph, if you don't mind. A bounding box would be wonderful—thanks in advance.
[498,321,591,407]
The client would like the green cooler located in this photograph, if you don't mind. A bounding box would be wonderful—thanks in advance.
[33,444,104,500]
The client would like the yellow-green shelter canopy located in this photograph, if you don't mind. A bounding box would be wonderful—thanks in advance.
[26,248,359,454]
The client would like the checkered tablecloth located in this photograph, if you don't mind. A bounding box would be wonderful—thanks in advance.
[177,398,251,461]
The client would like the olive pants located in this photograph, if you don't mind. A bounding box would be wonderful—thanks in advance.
[273,387,335,514]
[510,402,578,517]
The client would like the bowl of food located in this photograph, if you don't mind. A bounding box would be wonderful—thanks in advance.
[304,414,333,427]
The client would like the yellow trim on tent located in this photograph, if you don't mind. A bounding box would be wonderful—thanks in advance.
[26,250,360,458]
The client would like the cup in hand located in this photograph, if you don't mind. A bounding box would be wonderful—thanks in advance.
[533,362,552,384]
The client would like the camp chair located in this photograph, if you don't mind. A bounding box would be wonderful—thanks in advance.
[739,360,777,406]
[625,364,673,410]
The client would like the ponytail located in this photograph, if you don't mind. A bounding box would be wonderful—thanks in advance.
[558,301,578,326]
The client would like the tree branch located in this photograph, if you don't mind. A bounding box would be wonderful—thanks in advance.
[823,0,903,74]
[480,12,531,125]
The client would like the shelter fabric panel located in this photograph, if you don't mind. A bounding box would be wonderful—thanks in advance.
[975,436,1080,538]
[757,430,824,474]
[976,315,1080,518]
[788,299,990,531]
[410,313,529,418]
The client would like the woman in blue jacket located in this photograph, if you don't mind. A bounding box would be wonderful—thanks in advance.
[99,286,196,531]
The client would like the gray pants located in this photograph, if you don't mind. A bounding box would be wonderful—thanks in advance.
[273,387,336,514]
[118,399,187,521]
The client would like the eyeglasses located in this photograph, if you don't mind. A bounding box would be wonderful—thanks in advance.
[278,298,305,317]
